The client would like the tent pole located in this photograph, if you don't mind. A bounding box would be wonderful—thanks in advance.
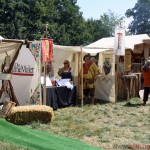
[78,52,80,101]
[115,55,119,102]
[80,46,83,107]
[39,46,42,105]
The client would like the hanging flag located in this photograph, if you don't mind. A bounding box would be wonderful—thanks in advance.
[41,38,53,62]
[114,27,125,56]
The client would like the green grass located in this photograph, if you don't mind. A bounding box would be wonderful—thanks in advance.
[0,141,30,150]
[1,97,150,150]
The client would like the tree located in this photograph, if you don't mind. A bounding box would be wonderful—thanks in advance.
[125,0,150,35]
[100,10,124,37]
[0,0,88,45]
[0,0,56,40]
[51,0,88,45]
[85,11,124,44]
[0,0,124,45]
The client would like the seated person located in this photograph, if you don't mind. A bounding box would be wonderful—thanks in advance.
[58,60,73,81]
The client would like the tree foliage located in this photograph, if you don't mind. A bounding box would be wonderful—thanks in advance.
[125,0,150,35]
[100,10,124,37]
[84,11,124,44]
[0,0,124,45]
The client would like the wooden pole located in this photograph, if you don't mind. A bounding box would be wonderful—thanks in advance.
[43,62,47,105]
[80,46,83,107]
[77,52,80,99]
[39,47,42,105]
[115,55,120,102]
[43,22,48,105]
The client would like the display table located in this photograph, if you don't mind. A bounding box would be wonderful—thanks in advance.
[45,86,77,110]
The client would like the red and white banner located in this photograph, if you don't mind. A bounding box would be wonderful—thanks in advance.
[41,38,53,62]
[114,27,125,56]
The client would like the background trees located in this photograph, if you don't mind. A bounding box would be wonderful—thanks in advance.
[125,0,150,36]
[0,0,124,45]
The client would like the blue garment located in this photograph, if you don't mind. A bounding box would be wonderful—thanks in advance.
[61,69,72,81]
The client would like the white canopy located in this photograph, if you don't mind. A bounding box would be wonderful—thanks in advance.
[53,34,150,55]
[0,39,25,72]
[83,34,150,54]
[0,36,4,40]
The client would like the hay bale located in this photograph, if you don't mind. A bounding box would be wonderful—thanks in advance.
[5,105,54,125]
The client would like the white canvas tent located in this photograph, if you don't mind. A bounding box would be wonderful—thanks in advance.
[1,34,148,106]
[0,39,41,106]
[0,39,25,69]
[83,34,150,52]
[0,37,25,105]
[83,34,150,102]
[0,36,4,40]
[52,34,150,103]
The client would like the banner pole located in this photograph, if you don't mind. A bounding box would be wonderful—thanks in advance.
[43,22,48,105]
[43,62,47,105]
[39,44,42,105]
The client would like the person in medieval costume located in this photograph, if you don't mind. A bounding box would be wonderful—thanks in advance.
[58,60,73,81]
[81,54,100,104]
[141,60,150,105]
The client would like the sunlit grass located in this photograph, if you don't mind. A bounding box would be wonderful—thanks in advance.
[1,97,150,149]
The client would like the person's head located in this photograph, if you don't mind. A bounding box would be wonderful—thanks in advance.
[90,56,97,63]
[83,54,91,63]
[63,60,70,68]
[143,61,150,72]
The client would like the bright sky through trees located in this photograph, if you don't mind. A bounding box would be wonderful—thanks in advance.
[77,0,137,28]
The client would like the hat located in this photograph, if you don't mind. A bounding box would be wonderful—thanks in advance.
[83,54,91,61]
[63,60,69,64]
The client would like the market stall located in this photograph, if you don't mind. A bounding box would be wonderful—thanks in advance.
[84,34,150,101]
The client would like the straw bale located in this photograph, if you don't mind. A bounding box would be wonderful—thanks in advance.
[6,105,54,125]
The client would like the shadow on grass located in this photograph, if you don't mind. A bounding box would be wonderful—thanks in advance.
[123,101,144,107]
[76,98,110,106]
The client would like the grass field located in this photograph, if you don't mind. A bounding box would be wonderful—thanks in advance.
[1,97,150,150]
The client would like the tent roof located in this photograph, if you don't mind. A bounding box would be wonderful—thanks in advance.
[53,34,150,54]
[0,36,4,40]
[0,39,25,70]
[83,34,150,54]
[54,44,81,52]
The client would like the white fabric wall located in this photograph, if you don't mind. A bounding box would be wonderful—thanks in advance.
[11,45,38,105]
[95,50,115,102]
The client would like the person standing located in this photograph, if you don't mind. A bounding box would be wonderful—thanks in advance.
[81,54,100,104]
[141,60,150,105]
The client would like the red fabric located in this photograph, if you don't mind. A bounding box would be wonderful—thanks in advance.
[83,62,92,74]
[41,38,53,62]
[142,67,150,87]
